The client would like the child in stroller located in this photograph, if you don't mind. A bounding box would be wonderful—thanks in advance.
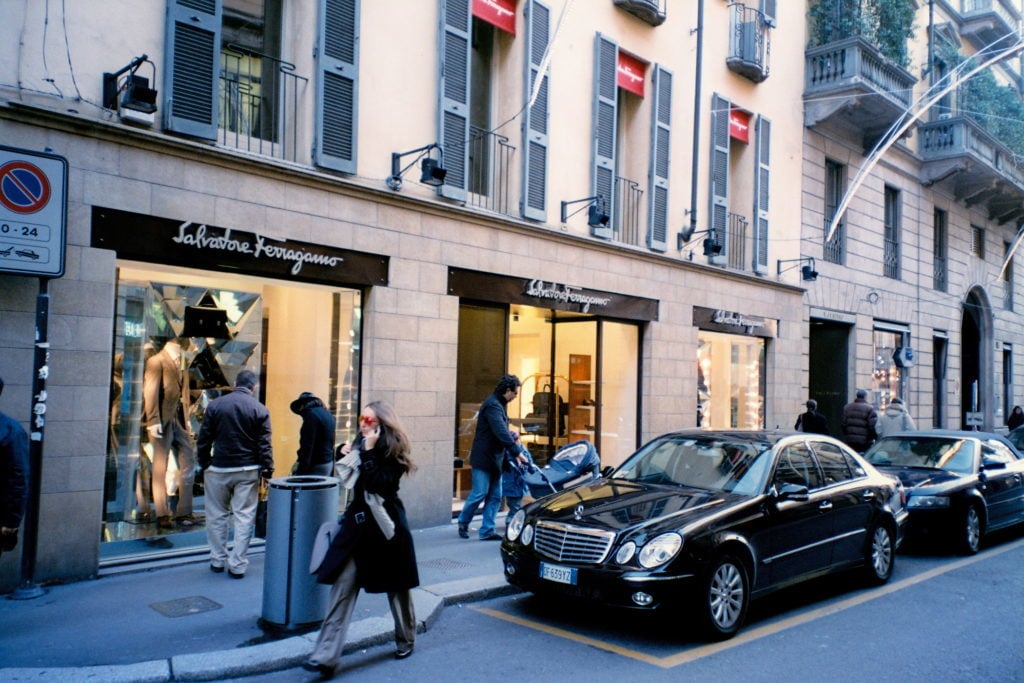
[502,431,535,521]
[522,440,601,499]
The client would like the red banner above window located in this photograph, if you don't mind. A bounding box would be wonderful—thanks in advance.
[617,51,646,97]
[729,109,751,143]
[473,0,516,35]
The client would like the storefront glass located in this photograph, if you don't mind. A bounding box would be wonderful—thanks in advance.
[101,263,361,563]
[696,330,766,429]
[872,328,905,406]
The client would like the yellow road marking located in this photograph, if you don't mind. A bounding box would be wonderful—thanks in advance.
[473,537,1024,669]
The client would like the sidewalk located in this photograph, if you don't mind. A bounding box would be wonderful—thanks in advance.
[0,521,516,682]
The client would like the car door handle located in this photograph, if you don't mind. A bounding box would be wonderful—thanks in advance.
[862,490,876,501]
[818,501,833,511]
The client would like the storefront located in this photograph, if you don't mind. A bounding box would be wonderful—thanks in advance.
[448,268,658,509]
[693,306,775,430]
[91,207,385,563]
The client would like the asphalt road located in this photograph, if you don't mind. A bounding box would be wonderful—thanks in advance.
[228,528,1024,682]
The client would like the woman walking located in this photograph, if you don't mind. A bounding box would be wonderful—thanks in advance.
[305,400,418,678]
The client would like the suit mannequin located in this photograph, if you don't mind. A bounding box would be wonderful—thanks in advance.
[142,338,198,530]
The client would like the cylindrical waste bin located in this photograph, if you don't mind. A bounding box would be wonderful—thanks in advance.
[260,475,339,633]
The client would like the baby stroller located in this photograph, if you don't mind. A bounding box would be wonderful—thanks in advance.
[523,440,601,499]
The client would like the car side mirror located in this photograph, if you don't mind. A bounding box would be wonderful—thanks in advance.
[601,465,615,478]
[773,482,810,501]
[981,457,1006,471]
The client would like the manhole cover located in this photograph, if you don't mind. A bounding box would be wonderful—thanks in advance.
[150,595,223,618]
[419,558,472,571]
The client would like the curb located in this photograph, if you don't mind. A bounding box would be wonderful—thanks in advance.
[1,576,516,682]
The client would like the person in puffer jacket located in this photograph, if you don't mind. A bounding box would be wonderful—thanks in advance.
[841,389,879,452]
[875,397,916,438]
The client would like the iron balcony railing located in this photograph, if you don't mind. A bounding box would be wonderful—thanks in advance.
[726,2,771,83]
[934,255,948,292]
[468,127,516,217]
[613,175,645,247]
[219,44,309,163]
[726,212,749,271]
[824,219,845,264]
[884,235,900,279]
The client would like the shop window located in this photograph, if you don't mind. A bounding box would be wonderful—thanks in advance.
[872,328,906,407]
[696,331,765,429]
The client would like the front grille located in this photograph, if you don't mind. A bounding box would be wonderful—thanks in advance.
[533,521,615,564]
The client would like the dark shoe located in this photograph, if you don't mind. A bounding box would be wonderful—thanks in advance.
[480,533,503,541]
[209,564,225,574]
[228,570,245,579]
[302,660,334,678]
[157,516,174,531]
[457,523,469,539]
[395,646,414,659]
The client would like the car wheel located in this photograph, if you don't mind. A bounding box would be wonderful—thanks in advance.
[958,504,982,555]
[862,523,894,585]
[700,554,749,640]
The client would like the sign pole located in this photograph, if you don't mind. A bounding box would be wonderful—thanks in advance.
[11,277,50,600]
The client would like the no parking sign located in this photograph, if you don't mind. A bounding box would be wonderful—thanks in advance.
[0,145,67,278]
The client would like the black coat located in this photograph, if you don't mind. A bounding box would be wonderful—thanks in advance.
[295,404,336,474]
[0,412,29,529]
[468,392,518,474]
[315,441,419,593]
[795,410,829,435]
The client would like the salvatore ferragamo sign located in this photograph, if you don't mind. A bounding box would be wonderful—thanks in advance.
[693,306,776,338]
[91,207,388,288]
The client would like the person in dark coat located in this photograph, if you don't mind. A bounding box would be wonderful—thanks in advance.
[0,376,29,556]
[841,389,879,452]
[1008,405,1024,431]
[307,400,418,677]
[456,374,526,541]
[290,392,336,476]
[794,399,829,435]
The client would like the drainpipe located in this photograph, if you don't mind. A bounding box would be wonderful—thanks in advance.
[680,0,704,250]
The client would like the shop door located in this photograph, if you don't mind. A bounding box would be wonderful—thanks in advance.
[809,321,849,439]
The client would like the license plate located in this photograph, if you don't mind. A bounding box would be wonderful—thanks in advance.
[539,562,577,585]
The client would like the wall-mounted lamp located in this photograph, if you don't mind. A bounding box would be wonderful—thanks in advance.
[560,195,609,229]
[102,55,158,127]
[777,256,818,281]
[386,143,447,190]
[677,225,722,255]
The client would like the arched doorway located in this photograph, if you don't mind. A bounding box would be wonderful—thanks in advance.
[961,287,993,429]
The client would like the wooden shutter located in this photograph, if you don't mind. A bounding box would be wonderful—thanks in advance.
[647,65,671,252]
[163,0,221,140]
[521,0,550,222]
[752,116,771,274]
[708,93,730,265]
[315,0,360,173]
[591,33,617,240]
[439,0,471,202]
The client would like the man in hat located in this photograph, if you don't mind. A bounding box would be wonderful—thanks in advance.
[290,392,336,476]
[841,389,879,453]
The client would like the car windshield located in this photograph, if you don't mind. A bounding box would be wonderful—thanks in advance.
[865,437,976,474]
[612,436,774,495]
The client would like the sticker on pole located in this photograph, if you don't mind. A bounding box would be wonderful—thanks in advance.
[0,146,67,278]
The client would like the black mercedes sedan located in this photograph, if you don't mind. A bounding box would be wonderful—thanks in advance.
[501,430,907,640]
[864,430,1024,555]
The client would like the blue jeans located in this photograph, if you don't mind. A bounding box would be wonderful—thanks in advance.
[457,467,502,538]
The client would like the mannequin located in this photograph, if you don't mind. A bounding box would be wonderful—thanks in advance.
[142,337,198,530]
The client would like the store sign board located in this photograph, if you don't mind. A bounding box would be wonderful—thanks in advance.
[473,0,516,35]
[0,145,68,278]
[91,207,388,288]
[448,267,659,321]
[617,51,646,97]
[729,109,751,143]
[693,306,776,338]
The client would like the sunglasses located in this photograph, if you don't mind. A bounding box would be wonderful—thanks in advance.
[359,415,379,427]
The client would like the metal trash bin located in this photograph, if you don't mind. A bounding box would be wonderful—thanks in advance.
[259,475,339,633]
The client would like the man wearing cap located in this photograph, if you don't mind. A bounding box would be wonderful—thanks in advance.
[841,389,879,453]
[290,392,336,476]
[875,397,916,438]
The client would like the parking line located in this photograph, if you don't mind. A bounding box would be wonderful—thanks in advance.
[474,537,1024,669]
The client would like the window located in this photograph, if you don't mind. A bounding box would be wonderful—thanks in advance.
[883,186,900,279]
[824,159,845,264]
[774,443,822,490]
[872,328,906,405]
[1005,241,1014,311]
[972,225,986,259]
[812,441,859,485]
[933,207,948,291]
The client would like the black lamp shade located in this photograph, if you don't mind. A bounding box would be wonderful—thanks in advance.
[420,158,447,186]
[587,203,609,228]
[801,265,819,281]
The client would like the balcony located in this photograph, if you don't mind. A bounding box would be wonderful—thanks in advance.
[612,175,645,247]
[959,0,1021,49]
[918,116,1024,225]
[804,36,916,150]
[726,3,771,84]
[612,0,666,27]
[468,127,516,217]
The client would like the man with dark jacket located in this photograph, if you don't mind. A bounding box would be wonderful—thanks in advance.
[197,370,273,578]
[0,376,29,557]
[841,389,878,452]
[290,392,336,475]
[457,375,525,541]
[795,399,829,435]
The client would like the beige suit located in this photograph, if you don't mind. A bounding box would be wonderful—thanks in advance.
[142,342,195,521]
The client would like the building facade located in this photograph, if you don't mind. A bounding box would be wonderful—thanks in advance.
[1,0,809,588]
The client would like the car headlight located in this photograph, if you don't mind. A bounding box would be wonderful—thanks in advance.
[615,541,636,565]
[907,495,951,509]
[638,533,683,569]
[506,509,526,541]
[521,523,534,546]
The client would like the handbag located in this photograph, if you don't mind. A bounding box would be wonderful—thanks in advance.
[309,519,342,574]
[253,476,269,539]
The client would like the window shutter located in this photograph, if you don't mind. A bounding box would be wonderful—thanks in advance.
[760,0,777,27]
[439,0,471,202]
[315,0,360,173]
[708,93,730,265]
[752,115,771,273]
[647,65,671,252]
[163,0,221,140]
[591,33,617,240]
[521,0,550,222]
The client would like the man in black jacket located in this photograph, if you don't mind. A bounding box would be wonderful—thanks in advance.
[794,399,829,435]
[0,376,29,557]
[197,370,273,578]
[290,392,335,476]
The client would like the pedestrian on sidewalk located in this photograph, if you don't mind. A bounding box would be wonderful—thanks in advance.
[289,392,336,476]
[196,370,273,579]
[307,400,419,678]
[841,389,879,453]
[794,398,829,435]
[457,374,526,541]
[1008,405,1024,431]
[502,430,535,522]
[875,397,916,438]
[0,376,29,557]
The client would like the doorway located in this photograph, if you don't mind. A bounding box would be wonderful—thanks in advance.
[808,320,850,438]
[961,288,991,429]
